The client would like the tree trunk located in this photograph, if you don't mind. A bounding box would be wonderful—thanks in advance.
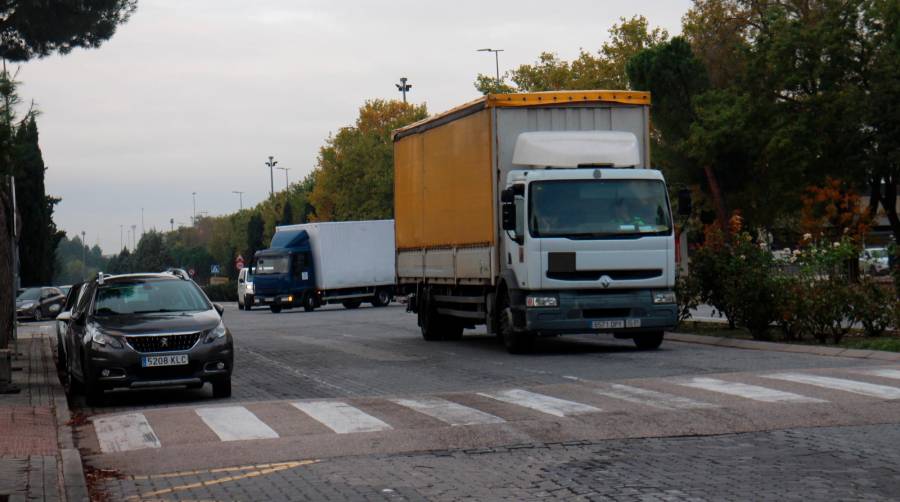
[0,182,12,350]
[703,164,728,230]
[883,175,900,243]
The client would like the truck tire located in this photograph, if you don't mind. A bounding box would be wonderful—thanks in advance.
[244,295,254,311]
[633,331,664,350]
[342,300,362,309]
[237,299,244,310]
[500,306,533,354]
[371,289,391,307]
[270,305,282,314]
[303,293,316,312]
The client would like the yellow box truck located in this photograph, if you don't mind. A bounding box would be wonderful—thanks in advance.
[394,91,681,353]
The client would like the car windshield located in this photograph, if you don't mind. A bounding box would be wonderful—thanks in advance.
[255,256,289,275]
[93,279,211,315]
[529,179,672,238]
[17,288,41,301]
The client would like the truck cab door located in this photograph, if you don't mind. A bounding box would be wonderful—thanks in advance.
[291,252,313,289]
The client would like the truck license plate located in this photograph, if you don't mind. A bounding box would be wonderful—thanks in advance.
[592,320,625,330]
[142,354,188,367]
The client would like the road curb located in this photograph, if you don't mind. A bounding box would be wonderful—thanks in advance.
[667,332,900,361]
[49,345,89,502]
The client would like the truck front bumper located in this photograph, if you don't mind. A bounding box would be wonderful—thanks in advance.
[517,289,677,336]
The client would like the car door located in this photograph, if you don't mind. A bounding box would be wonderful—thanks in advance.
[67,281,95,379]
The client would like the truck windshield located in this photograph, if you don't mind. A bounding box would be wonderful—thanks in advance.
[529,179,671,238]
[255,255,290,275]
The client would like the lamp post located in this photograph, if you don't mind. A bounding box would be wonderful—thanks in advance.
[131,225,137,250]
[81,231,86,280]
[477,48,504,83]
[141,207,144,236]
[395,77,411,103]
[232,191,244,211]
[119,225,123,251]
[191,192,197,226]
[277,167,291,190]
[265,156,277,197]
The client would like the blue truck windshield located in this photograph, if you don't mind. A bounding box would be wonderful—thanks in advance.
[529,179,672,238]
[255,255,290,275]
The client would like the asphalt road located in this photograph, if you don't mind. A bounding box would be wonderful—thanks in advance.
[59,302,900,500]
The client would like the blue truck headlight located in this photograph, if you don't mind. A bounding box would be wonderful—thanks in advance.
[526,295,558,308]
[652,291,676,304]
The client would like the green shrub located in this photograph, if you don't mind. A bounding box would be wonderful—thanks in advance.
[851,278,893,337]
[775,275,808,341]
[202,282,238,302]
[675,271,701,323]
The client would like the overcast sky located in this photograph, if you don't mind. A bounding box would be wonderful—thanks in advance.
[19,0,691,254]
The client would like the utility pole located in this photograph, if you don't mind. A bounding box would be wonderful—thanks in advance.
[477,48,504,83]
[232,191,244,211]
[191,192,197,226]
[170,218,174,232]
[119,225,123,251]
[81,231,86,280]
[265,156,277,197]
[395,77,411,103]
[131,225,137,250]
[277,167,291,190]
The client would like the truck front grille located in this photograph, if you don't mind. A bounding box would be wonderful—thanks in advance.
[547,269,662,281]
[126,332,202,353]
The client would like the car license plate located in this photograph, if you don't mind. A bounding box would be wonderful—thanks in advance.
[264,297,274,302]
[592,320,625,330]
[142,354,188,367]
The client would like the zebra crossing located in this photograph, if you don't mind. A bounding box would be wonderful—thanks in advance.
[89,366,900,455]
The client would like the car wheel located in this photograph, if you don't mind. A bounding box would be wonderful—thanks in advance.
[66,364,81,394]
[270,305,282,314]
[56,336,66,372]
[371,289,391,307]
[213,376,232,398]
[342,300,361,309]
[33,308,42,322]
[633,331,664,350]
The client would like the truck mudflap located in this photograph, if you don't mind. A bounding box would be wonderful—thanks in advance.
[517,289,677,336]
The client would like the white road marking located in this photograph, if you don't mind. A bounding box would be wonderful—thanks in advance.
[477,389,601,417]
[93,413,161,453]
[392,397,505,426]
[863,368,900,381]
[195,406,279,441]
[764,373,900,400]
[679,378,827,403]
[292,401,392,434]
[593,384,717,410]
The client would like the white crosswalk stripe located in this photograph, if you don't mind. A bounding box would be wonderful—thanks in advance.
[863,368,900,381]
[593,384,717,410]
[764,373,900,400]
[679,377,827,403]
[477,389,601,417]
[195,406,280,441]
[93,413,161,453]
[292,401,392,434]
[392,397,505,426]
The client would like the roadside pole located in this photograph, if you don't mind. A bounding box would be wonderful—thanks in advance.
[1,175,20,393]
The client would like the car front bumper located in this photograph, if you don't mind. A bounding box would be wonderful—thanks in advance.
[88,339,233,390]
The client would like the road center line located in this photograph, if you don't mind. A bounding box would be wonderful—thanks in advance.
[392,397,505,426]
[93,413,161,453]
[679,378,827,403]
[477,389,601,417]
[195,406,280,441]
[593,384,717,410]
[764,373,900,400]
[292,401,392,434]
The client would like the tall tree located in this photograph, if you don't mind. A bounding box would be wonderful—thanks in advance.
[246,212,265,258]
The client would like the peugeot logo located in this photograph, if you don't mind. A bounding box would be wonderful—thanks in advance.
[160,337,169,347]
[599,275,613,288]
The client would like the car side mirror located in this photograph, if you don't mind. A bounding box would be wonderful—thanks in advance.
[677,189,692,217]
[56,311,72,322]
[214,303,225,316]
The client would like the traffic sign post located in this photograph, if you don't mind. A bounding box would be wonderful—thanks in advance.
[235,255,245,271]
[211,264,220,275]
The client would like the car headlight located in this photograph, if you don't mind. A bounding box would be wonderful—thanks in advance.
[526,295,558,308]
[205,320,227,343]
[89,326,124,348]
[652,291,677,304]
[19,302,35,310]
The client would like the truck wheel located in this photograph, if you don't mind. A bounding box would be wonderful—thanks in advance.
[303,293,316,312]
[342,300,361,309]
[500,306,533,354]
[371,289,391,307]
[270,305,282,314]
[633,331,664,350]
[244,295,253,311]
[237,299,244,310]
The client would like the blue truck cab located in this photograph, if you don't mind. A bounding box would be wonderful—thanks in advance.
[251,229,316,313]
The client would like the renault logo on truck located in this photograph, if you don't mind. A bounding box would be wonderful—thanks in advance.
[600,275,613,288]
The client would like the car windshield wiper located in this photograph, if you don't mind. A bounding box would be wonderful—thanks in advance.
[94,307,123,316]
[132,309,187,314]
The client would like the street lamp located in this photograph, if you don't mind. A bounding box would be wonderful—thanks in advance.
[192,192,197,226]
[81,230,86,280]
[265,156,278,197]
[232,191,244,211]
[131,225,137,250]
[119,225,123,252]
[395,77,411,103]
[141,207,145,236]
[277,167,291,190]
[477,48,504,83]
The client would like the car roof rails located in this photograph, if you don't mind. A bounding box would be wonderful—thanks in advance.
[97,271,107,285]
[164,268,191,281]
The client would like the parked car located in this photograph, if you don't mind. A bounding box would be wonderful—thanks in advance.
[861,247,890,275]
[55,282,85,371]
[237,267,255,310]
[16,287,66,321]
[61,272,234,405]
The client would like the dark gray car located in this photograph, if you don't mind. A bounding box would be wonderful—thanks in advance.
[63,273,234,405]
[16,287,66,321]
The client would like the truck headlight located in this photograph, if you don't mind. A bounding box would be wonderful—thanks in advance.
[652,291,676,304]
[90,327,123,348]
[205,320,227,343]
[246,283,254,294]
[526,295,558,308]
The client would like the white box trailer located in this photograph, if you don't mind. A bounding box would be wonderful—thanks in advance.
[252,220,396,312]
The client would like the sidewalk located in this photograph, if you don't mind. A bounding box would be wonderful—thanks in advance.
[0,324,87,502]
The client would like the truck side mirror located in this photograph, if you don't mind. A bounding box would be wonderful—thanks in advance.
[500,187,515,203]
[677,189,692,217]
[502,202,516,231]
